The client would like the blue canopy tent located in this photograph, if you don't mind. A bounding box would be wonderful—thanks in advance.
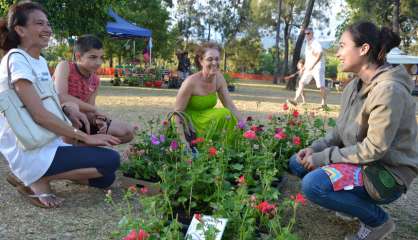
[106,9,153,63]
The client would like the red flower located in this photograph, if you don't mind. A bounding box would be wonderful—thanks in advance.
[274,131,287,140]
[128,185,137,193]
[293,136,301,145]
[186,158,193,165]
[194,213,203,222]
[288,119,295,126]
[123,229,149,240]
[292,110,299,118]
[162,120,168,126]
[267,114,273,121]
[208,146,217,157]
[256,201,276,215]
[291,193,307,205]
[140,187,149,194]
[283,103,289,111]
[236,175,246,185]
[243,130,257,140]
[191,137,205,145]
[246,116,253,122]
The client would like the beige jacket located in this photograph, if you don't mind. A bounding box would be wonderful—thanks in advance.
[310,64,418,189]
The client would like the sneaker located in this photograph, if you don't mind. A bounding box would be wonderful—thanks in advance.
[336,211,358,221]
[345,217,395,240]
[286,99,298,106]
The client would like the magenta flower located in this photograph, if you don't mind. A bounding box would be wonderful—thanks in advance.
[170,140,178,150]
[159,135,166,143]
[274,131,287,140]
[237,120,246,129]
[293,136,301,145]
[150,134,160,145]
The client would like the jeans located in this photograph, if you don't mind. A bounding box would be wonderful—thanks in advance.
[44,146,120,188]
[288,155,402,227]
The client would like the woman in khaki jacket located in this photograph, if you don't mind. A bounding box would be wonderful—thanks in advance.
[288,21,418,240]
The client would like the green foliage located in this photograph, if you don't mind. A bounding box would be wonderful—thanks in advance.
[338,0,417,53]
[227,36,263,73]
[43,43,71,67]
[325,56,339,79]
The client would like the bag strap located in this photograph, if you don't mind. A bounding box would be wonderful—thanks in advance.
[165,111,196,142]
[6,49,45,94]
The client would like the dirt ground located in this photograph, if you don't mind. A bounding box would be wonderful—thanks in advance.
[1,81,417,240]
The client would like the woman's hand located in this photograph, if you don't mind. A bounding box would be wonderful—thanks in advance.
[300,155,315,170]
[296,147,314,162]
[96,118,108,134]
[83,134,120,146]
[63,103,90,134]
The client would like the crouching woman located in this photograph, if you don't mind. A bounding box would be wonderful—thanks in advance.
[0,1,121,208]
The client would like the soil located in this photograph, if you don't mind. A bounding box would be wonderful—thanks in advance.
[1,80,417,239]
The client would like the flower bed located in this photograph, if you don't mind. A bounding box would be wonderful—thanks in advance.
[109,104,336,239]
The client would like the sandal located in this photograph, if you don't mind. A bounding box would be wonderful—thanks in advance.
[15,185,62,209]
[6,172,24,188]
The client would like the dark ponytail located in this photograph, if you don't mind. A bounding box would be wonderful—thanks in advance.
[377,27,401,64]
[347,21,401,66]
[0,1,47,52]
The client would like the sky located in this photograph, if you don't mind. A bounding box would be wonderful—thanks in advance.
[170,0,347,49]
[261,0,346,49]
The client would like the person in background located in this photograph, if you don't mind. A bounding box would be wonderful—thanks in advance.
[0,1,121,208]
[54,35,134,144]
[288,21,418,240]
[287,27,327,109]
[177,50,191,84]
[284,59,305,103]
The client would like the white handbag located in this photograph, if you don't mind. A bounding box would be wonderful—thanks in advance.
[0,49,71,150]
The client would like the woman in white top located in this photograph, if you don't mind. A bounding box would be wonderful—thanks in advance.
[0,2,121,208]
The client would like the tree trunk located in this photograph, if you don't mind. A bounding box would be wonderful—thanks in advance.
[392,0,400,34]
[109,51,113,67]
[282,20,290,81]
[273,0,283,84]
[289,0,315,85]
[223,50,227,72]
[208,23,211,41]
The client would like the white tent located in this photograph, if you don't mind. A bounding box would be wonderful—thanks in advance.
[387,48,418,64]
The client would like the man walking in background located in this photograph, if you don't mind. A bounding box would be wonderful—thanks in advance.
[288,28,327,109]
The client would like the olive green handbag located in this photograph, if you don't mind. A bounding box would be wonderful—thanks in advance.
[362,163,405,201]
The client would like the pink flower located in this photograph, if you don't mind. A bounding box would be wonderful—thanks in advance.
[236,175,246,185]
[292,110,299,118]
[162,120,168,126]
[123,229,149,240]
[194,213,203,222]
[267,114,273,121]
[186,159,193,165]
[256,201,276,215]
[208,147,217,157]
[140,187,149,194]
[128,185,137,193]
[170,140,178,151]
[274,131,287,140]
[275,127,283,133]
[243,130,257,140]
[291,193,307,205]
[293,136,301,145]
[283,103,289,111]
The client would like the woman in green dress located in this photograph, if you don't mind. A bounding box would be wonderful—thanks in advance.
[174,42,242,144]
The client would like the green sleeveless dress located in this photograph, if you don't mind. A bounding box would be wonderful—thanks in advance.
[185,92,237,141]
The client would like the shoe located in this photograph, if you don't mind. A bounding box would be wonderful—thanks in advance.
[286,99,298,106]
[336,211,358,221]
[345,217,395,240]
[6,172,24,187]
[15,184,61,208]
